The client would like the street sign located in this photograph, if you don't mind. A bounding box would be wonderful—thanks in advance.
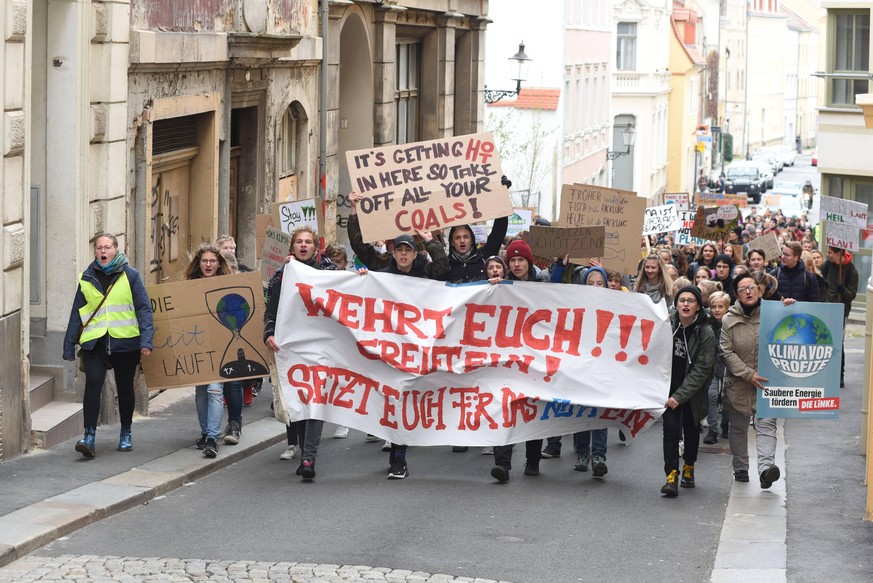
[711,126,722,133]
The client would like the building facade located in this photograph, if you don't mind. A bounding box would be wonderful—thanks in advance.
[4,0,492,461]
[611,0,672,199]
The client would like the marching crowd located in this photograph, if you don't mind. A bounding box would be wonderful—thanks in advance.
[63,190,858,497]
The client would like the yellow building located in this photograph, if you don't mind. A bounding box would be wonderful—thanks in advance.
[667,2,705,193]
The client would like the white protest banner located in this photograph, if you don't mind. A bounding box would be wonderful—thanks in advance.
[825,221,860,251]
[471,225,489,244]
[272,197,325,236]
[559,184,647,274]
[274,261,670,446]
[260,227,290,284]
[750,231,782,264]
[345,132,513,243]
[820,196,868,228]
[643,204,682,236]
[663,192,690,210]
[507,209,533,237]
[674,211,710,246]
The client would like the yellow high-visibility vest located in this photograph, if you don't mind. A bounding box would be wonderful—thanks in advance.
[78,272,140,343]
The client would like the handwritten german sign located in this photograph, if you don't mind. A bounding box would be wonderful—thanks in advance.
[820,195,868,228]
[558,184,646,274]
[674,210,711,246]
[143,271,271,391]
[642,204,682,236]
[825,221,860,251]
[345,132,513,243]
[696,192,748,208]
[528,226,606,258]
[691,205,739,240]
[272,197,325,237]
[260,227,290,284]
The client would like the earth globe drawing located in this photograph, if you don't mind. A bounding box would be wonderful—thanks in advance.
[205,287,269,379]
[768,313,834,378]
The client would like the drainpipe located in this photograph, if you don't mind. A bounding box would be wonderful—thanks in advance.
[865,276,873,520]
[319,0,329,201]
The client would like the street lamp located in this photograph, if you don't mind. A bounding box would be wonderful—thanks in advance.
[484,41,532,104]
[607,122,636,160]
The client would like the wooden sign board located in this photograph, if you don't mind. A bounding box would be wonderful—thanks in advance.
[527,226,606,258]
[345,132,513,243]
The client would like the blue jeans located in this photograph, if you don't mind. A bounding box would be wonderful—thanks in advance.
[223,381,243,423]
[195,383,224,440]
[574,429,607,458]
[706,377,719,429]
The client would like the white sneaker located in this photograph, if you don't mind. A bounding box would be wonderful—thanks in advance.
[279,444,299,460]
[333,425,350,439]
[365,434,380,442]
[382,440,392,452]
[482,447,494,455]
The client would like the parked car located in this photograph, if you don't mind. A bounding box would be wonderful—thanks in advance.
[724,161,765,204]
[754,148,783,173]
[771,144,797,167]
[812,149,818,166]
[771,180,804,198]
[750,157,774,190]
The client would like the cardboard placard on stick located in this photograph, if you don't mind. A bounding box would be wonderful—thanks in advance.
[255,214,274,260]
[272,197,325,237]
[345,132,513,243]
[663,192,690,210]
[558,183,646,274]
[691,205,739,241]
[825,221,860,251]
[820,196,868,228]
[528,226,606,258]
[143,271,272,391]
[749,231,781,264]
[260,227,290,284]
[696,192,749,208]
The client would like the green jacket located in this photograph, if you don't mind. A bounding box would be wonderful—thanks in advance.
[670,311,716,424]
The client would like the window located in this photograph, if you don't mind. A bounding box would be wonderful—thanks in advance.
[396,41,420,144]
[830,11,870,106]
[279,106,297,177]
[616,22,637,71]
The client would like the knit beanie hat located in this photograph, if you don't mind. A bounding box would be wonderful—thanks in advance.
[505,240,534,266]
[714,253,734,270]
[674,285,704,308]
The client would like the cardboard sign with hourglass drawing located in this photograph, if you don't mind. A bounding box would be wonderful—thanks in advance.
[143,271,272,391]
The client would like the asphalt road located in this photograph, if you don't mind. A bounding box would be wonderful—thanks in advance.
[38,408,734,583]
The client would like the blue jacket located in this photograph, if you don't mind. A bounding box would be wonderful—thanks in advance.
[63,262,154,359]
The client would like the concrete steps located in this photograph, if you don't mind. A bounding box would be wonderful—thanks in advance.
[29,371,82,449]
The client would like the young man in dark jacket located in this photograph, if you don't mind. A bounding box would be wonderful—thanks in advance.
[771,241,819,302]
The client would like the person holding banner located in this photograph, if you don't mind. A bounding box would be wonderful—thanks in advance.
[721,271,783,488]
[821,247,858,388]
[490,240,551,482]
[182,244,245,458]
[264,226,337,479]
[660,286,715,497]
[63,233,154,458]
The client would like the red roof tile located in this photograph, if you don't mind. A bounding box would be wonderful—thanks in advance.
[488,88,560,110]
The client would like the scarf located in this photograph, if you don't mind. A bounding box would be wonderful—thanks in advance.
[96,252,128,275]
[450,246,479,265]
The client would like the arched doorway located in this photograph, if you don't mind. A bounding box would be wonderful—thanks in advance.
[337,13,374,243]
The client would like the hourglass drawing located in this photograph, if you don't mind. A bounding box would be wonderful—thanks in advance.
[205,286,270,379]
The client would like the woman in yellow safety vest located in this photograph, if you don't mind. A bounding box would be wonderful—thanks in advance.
[63,233,154,458]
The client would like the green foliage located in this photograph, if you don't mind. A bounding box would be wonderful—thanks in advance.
[723,133,734,162]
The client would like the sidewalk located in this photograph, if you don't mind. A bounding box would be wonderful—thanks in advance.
[1,329,871,581]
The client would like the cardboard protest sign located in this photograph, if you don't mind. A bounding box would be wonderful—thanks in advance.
[558,184,647,274]
[272,197,325,237]
[471,225,488,244]
[749,231,782,264]
[255,214,274,260]
[663,192,690,210]
[274,261,670,446]
[696,192,748,208]
[674,210,710,246]
[825,221,860,251]
[642,204,682,236]
[757,300,843,419]
[345,132,513,243]
[260,227,290,284]
[691,205,739,240]
[820,195,868,228]
[528,226,606,258]
[507,208,533,237]
[143,271,271,390]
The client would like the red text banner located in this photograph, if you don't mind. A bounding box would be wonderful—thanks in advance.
[345,132,513,243]
[274,261,670,446]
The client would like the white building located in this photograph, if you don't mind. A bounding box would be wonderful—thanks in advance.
[611,0,672,199]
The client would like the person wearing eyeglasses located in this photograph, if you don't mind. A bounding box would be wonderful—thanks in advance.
[182,243,242,458]
[721,271,789,489]
[63,233,154,458]
[660,286,715,497]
